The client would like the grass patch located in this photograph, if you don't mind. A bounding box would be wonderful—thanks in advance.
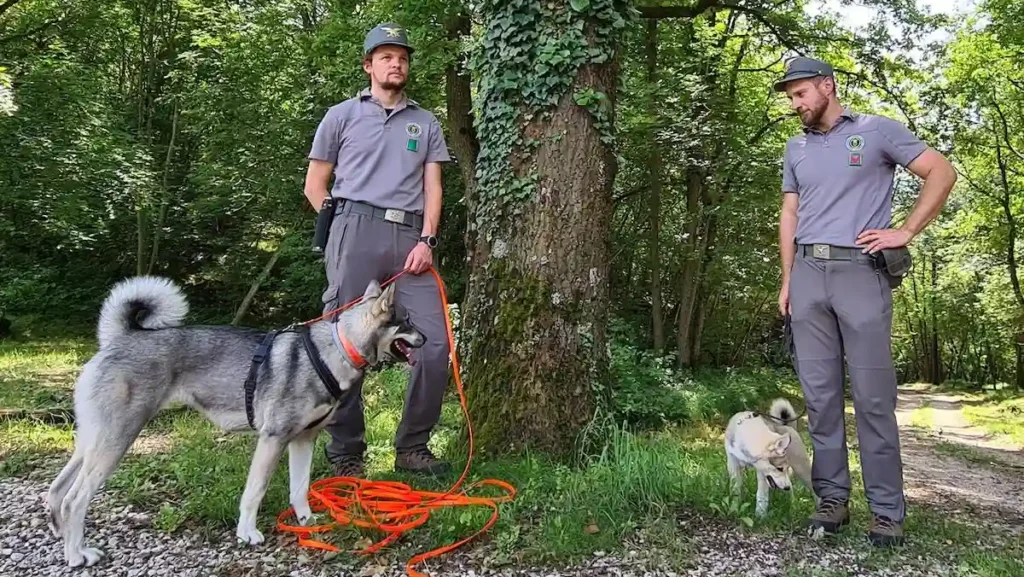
[932,440,1020,469]
[0,338,94,409]
[960,392,1024,446]
[3,337,1023,574]
[907,405,936,430]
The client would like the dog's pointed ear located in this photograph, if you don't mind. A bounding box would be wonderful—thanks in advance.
[372,283,396,317]
[771,433,792,455]
[363,279,383,301]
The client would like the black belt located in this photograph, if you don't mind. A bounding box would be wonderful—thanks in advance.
[244,325,346,430]
[798,243,874,263]
[340,200,423,229]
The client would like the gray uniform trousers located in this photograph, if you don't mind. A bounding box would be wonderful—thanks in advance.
[320,201,450,459]
[789,246,905,521]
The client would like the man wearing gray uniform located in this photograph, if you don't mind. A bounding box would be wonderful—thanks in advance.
[774,57,956,546]
[303,23,452,477]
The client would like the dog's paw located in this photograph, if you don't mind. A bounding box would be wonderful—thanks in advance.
[67,547,104,568]
[47,512,61,538]
[236,526,265,546]
[293,503,313,527]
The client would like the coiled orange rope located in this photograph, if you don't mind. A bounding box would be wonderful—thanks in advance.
[275,266,516,577]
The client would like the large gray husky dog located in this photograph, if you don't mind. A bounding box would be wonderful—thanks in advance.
[45,276,426,567]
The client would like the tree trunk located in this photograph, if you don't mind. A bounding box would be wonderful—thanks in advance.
[461,0,625,457]
[231,242,285,326]
[689,212,717,365]
[444,12,479,268]
[930,251,941,383]
[995,140,1024,308]
[147,100,179,275]
[644,19,665,351]
[134,0,157,277]
[676,167,702,367]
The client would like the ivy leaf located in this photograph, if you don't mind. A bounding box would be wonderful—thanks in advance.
[569,0,590,12]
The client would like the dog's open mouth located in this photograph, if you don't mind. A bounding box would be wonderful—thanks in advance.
[391,339,415,365]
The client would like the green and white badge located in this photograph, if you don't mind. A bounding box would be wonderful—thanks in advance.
[406,122,422,151]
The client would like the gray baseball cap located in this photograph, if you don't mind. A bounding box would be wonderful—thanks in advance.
[773,56,834,91]
[363,22,414,57]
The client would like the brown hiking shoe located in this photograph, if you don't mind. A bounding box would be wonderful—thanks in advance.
[395,446,451,476]
[868,515,905,548]
[331,454,365,478]
[806,497,850,535]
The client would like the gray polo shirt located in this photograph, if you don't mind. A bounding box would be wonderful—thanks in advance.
[308,88,451,213]
[782,107,928,247]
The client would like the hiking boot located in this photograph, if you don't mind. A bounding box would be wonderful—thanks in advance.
[868,514,905,548]
[331,454,365,478]
[806,497,850,535]
[394,446,451,476]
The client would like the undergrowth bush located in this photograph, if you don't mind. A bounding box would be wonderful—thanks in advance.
[606,331,797,431]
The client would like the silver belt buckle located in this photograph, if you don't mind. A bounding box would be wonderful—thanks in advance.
[812,244,831,259]
[383,208,406,224]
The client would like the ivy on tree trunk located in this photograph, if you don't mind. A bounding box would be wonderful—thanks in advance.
[460,0,629,457]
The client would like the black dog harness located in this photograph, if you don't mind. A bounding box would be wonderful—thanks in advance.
[244,324,348,429]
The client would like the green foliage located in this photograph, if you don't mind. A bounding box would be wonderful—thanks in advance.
[470,0,627,240]
[708,493,755,528]
[603,317,793,430]
[2,0,1022,395]
[6,338,1024,571]
[0,0,467,329]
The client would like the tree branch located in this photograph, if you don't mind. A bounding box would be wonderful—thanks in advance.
[748,114,791,145]
[0,18,59,46]
[991,94,1024,164]
[722,2,803,53]
[613,185,646,205]
[637,0,721,19]
[951,154,997,201]
[834,67,918,133]
[0,0,22,19]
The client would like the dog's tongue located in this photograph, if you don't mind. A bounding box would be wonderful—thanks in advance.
[397,341,415,366]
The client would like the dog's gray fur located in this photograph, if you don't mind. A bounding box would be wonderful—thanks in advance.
[724,398,816,517]
[45,276,425,568]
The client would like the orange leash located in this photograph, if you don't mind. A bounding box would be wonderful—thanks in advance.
[275,266,516,577]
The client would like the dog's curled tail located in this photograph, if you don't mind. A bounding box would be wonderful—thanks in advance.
[769,398,798,427]
[98,276,188,348]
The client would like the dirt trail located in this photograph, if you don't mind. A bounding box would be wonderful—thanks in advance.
[895,383,1024,530]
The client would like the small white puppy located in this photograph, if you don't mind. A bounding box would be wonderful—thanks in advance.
[724,398,815,517]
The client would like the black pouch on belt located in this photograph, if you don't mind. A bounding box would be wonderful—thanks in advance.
[312,197,339,254]
[873,246,913,288]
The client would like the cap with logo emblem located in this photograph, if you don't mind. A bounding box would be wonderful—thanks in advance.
[774,56,834,92]
[363,22,415,57]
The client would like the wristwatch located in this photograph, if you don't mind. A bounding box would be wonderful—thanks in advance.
[419,235,438,249]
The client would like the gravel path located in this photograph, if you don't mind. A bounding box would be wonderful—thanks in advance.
[5,481,1021,577]
[2,476,1010,577]
[4,385,1023,577]
[895,384,1024,530]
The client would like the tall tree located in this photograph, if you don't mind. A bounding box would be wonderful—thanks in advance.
[644,18,666,351]
[461,0,629,456]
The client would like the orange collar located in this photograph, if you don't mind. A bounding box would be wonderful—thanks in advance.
[334,324,367,369]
